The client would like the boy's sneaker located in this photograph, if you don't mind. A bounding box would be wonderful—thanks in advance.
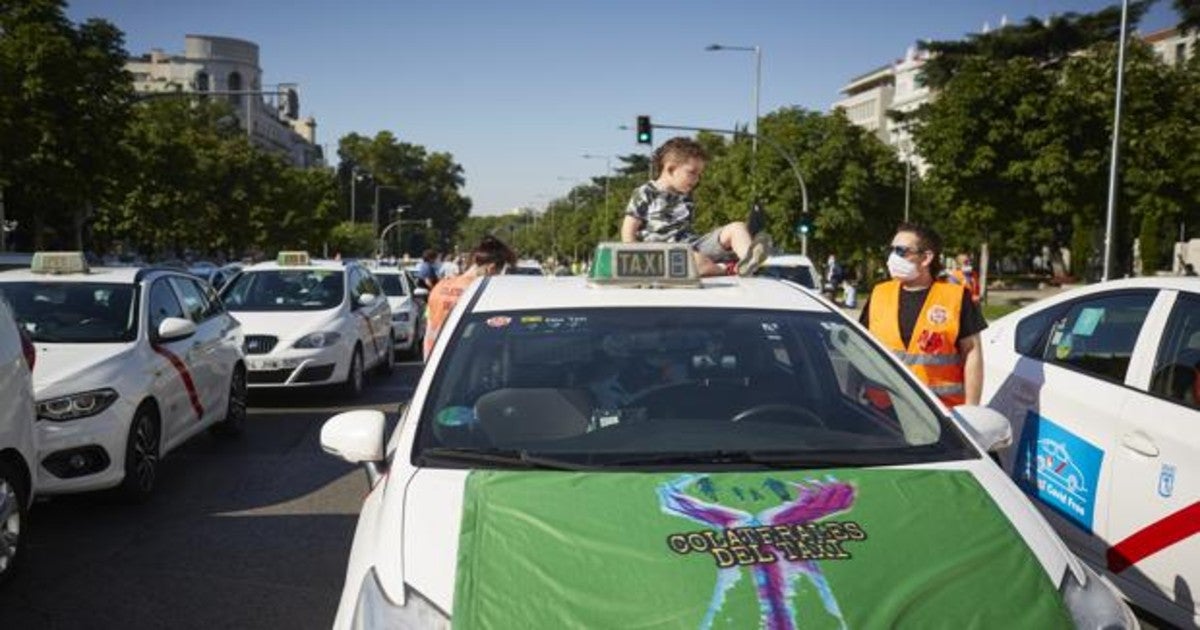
[736,233,771,277]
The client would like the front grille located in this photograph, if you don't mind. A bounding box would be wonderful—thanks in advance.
[244,335,278,355]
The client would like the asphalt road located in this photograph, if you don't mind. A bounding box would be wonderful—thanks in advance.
[0,360,422,630]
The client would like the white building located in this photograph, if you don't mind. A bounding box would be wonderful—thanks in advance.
[126,35,322,168]
[1145,26,1198,66]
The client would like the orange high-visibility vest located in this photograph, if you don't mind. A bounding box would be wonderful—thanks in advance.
[868,280,966,406]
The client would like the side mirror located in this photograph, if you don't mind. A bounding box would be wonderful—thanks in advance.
[357,292,377,307]
[952,405,1013,453]
[321,410,387,485]
[156,317,197,342]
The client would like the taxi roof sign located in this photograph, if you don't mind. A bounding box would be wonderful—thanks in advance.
[277,251,311,266]
[589,242,699,288]
[30,251,89,275]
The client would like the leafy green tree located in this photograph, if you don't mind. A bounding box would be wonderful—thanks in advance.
[0,0,132,249]
[327,221,377,258]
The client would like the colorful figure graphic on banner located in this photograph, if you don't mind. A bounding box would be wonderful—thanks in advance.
[658,474,856,630]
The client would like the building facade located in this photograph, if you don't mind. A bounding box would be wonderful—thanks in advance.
[126,35,322,168]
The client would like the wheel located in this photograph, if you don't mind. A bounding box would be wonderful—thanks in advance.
[210,365,247,438]
[341,346,365,398]
[0,460,28,584]
[118,407,160,502]
[730,404,827,429]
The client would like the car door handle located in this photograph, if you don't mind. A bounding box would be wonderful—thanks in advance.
[1121,432,1160,457]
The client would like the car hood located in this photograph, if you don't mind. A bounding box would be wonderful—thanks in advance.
[401,466,1072,626]
[33,343,135,394]
[229,310,341,342]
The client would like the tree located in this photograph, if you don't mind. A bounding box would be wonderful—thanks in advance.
[0,0,133,249]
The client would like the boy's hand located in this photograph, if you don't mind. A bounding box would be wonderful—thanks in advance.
[620,216,643,243]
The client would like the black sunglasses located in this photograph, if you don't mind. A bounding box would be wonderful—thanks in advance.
[886,245,924,257]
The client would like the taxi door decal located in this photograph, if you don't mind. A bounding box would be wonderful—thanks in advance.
[1106,500,1200,573]
[151,344,204,420]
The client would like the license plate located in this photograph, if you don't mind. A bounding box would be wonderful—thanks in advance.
[249,359,281,371]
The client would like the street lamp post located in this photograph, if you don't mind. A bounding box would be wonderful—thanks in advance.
[1103,0,1130,282]
[373,184,402,243]
[349,168,366,223]
[378,205,415,257]
[581,153,612,219]
[705,43,762,175]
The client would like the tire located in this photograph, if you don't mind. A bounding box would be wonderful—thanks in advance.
[0,460,28,585]
[118,407,160,502]
[210,365,247,439]
[341,346,365,399]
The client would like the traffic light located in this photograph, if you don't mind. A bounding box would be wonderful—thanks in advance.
[796,215,813,236]
[636,115,652,145]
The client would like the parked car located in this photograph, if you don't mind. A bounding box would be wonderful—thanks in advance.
[0,295,36,583]
[981,276,1200,628]
[319,242,1134,629]
[220,251,393,397]
[755,254,819,290]
[0,252,247,500]
[371,266,425,360]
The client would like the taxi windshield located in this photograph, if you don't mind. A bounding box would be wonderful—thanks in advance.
[413,308,975,470]
[220,269,344,311]
[376,274,407,297]
[0,282,138,343]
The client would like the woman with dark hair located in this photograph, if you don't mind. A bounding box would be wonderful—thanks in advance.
[422,236,517,359]
[858,223,988,406]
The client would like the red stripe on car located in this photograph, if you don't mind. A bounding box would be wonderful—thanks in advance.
[1106,501,1200,573]
[151,344,204,420]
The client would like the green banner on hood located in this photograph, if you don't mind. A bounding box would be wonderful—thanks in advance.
[452,469,1070,629]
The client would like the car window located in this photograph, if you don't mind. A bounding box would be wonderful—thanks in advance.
[148,279,186,333]
[377,274,408,297]
[0,282,138,343]
[1149,293,1200,408]
[360,269,383,297]
[1014,302,1070,358]
[220,269,345,311]
[170,276,212,322]
[413,308,973,469]
[756,264,816,289]
[1040,291,1155,383]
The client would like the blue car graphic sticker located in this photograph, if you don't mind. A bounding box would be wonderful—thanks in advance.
[1013,412,1104,533]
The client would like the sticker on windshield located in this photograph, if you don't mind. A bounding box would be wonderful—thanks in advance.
[1012,412,1104,532]
[486,316,511,328]
[1071,307,1104,336]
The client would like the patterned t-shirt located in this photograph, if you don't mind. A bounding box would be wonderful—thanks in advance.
[624,182,697,243]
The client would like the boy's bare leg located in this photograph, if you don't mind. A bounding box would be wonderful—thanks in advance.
[693,251,726,277]
[719,221,754,259]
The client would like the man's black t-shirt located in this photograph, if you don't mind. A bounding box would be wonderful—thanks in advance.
[858,284,988,348]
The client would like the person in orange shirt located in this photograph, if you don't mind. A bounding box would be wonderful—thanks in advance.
[859,224,987,407]
[423,235,517,359]
[947,252,981,304]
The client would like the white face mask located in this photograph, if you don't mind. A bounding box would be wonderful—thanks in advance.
[887,252,920,281]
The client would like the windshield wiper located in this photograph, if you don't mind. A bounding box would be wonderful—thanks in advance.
[606,449,911,469]
[416,447,589,471]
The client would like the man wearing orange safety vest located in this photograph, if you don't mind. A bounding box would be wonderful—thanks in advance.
[947,252,981,304]
[859,223,987,407]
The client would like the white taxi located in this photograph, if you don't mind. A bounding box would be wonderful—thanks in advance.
[220,252,393,396]
[320,242,1134,629]
[369,266,424,360]
[981,277,1200,627]
[0,295,36,582]
[0,252,247,500]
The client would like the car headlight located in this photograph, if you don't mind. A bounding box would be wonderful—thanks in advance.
[293,331,342,349]
[1060,561,1137,629]
[37,388,120,422]
[392,312,410,322]
[352,568,449,630]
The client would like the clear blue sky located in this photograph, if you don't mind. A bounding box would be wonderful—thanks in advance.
[67,0,1177,216]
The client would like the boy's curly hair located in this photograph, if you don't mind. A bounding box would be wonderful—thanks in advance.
[652,137,708,175]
